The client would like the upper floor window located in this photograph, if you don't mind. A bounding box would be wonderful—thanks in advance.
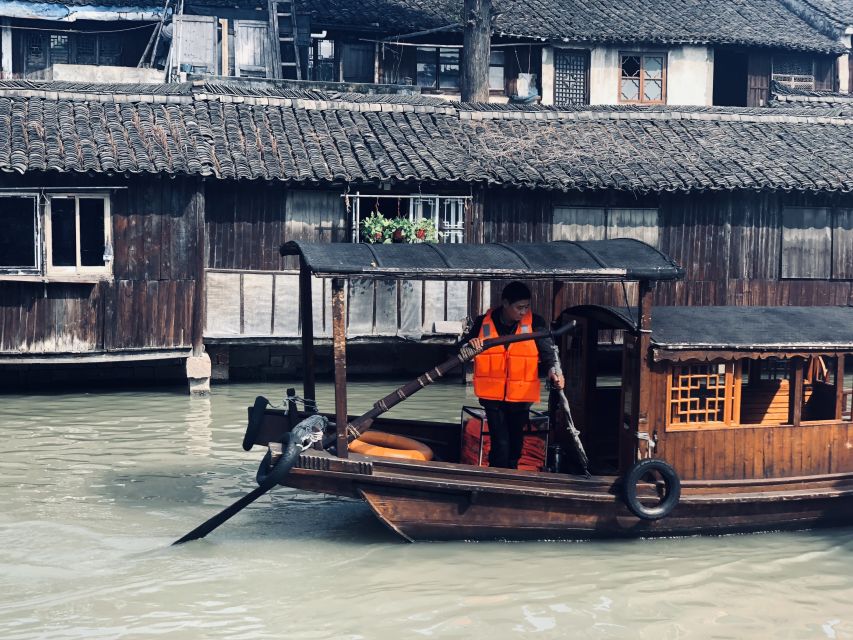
[554,48,589,106]
[0,193,112,279]
[781,207,852,280]
[25,31,123,75]
[309,39,336,81]
[489,50,505,92]
[553,206,659,247]
[773,53,815,90]
[619,53,666,104]
[417,47,460,90]
[349,193,470,244]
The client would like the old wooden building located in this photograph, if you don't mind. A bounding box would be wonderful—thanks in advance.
[0,80,852,388]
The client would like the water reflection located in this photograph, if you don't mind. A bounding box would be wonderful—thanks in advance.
[0,381,852,639]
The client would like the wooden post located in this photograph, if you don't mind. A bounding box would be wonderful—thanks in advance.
[836,355,846,421]
[219,19,229,75]
[332,278,348,458]
[191,181,206,357]
[1,20,12,78]
[461,0,492,102]
[635,281,654,462]
[789,357,803,426]
[299,263,316,404]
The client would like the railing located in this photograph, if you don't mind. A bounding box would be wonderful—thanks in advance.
[204,269,469,340]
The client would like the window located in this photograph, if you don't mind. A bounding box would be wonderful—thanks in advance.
[0,195,39,273]
[773,53,815,90]
[553,207,659,247]
[554,48,589,106]
[310,38,336,81]
[781,207,831,279]
[349,193,470,243]
[489,49,505,92]
[416,47,460,90]
[669,363,733,426]
[620,53,665,104]
[45,195,112,276]
[23,32,124,74]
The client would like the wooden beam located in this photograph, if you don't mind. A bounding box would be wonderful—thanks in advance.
[299,263,315,404]
[634,281,654,464]
[789,357,803,426]
[191,181,206,356]
[332,277,348,458]
[461,0,492,102]
[219,18,229,75]
[836,354,846,421]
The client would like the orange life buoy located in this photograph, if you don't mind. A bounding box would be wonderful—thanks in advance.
[349,431,434,461]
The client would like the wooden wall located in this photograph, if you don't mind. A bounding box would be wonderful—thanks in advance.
[0,175,203,355]
[480,188,853,321]
[649,364,853,480]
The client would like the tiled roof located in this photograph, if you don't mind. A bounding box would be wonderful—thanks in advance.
[299,0,843,53]
[770,81,853,112]
[788,0,853,28]
[1,81,853,193]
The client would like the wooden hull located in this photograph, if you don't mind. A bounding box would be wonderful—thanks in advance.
[279,451,853,541]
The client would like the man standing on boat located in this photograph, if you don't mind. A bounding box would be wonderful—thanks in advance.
[464,282,564,469]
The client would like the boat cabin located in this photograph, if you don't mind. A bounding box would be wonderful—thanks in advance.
[566,305,853,481]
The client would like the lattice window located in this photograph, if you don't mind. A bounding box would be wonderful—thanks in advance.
[554,49,588,105]
[669,363,732,425]
[619,53,665,104]
[773,54,815,90]
[76,35,97,65]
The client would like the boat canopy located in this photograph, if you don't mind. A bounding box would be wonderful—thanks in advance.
[280,239,684,281]
[570,305,853,354]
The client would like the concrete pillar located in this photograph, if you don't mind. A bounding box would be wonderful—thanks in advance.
[186,352,212,395]
[541,46,554,105]
[207,345,230,382]
[1,20,12,79]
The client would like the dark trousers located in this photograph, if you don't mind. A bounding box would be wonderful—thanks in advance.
[481,400,531,469]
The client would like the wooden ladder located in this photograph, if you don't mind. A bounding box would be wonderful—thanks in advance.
[268,0,301,79]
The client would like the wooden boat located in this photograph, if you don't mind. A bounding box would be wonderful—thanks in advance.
[244,240,853,541]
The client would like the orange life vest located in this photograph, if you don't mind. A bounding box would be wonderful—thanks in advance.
[473,308,540,403]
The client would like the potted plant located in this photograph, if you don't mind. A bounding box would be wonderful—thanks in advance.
[412,218,437,243]
[361,211,392,244]
[389,217,414,243]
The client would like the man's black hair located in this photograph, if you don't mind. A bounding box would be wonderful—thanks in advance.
[501,281,531,304]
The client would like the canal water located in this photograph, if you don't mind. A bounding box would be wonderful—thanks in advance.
[1,380,852,639]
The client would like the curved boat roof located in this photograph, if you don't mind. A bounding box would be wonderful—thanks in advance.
[280,240,684,281]
[569,305,853,354]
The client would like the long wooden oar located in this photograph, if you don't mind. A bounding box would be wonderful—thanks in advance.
[173,321,576,544]
[552,386,590,477]
[337,320,577,444]
[172,415,326,545]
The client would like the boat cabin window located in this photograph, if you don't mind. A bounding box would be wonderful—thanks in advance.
[667,356,852,430]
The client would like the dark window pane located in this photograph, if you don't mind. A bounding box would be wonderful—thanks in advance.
[0,197,37,268]
[50,34,69,65]
[98,35,122,65]
[438,48,459,89]
[416,47,437,87]
[79,199,105,266]
[77,34,97,65]
[310,38,335,81]
[621,55,641,78]
[51,198,76,267]
[489,49,504,91]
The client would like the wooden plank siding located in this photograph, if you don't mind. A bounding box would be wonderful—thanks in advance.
[648,361,853,480]
[0,176,203,356]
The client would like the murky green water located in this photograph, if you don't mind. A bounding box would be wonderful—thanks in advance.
[1,380,852,639]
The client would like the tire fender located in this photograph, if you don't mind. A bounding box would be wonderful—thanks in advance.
[622,458,681,521]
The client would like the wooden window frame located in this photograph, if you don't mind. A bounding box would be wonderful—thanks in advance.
[44,194,112,278]
[618,51,667,105]
[416,46,460,91]
[0,192,41,276]
[666,362,737,431]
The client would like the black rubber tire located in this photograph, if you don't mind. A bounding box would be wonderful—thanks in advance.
[623,458,681,521]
